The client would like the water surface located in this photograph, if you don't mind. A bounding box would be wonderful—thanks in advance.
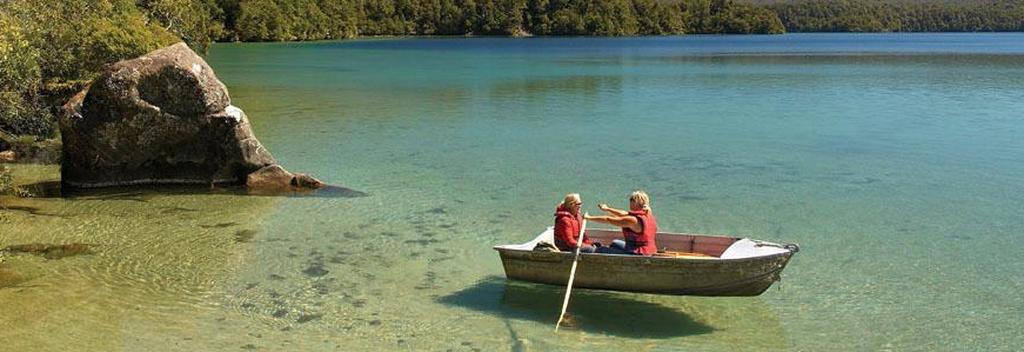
[3,33,1023,351]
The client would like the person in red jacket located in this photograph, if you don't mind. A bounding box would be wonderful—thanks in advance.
[553,193,597,253]
[586,190,658,256]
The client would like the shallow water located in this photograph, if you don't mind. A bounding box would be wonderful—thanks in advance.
[3,33,1023,351]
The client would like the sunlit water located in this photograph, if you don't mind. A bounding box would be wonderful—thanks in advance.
[3,33,1023,351]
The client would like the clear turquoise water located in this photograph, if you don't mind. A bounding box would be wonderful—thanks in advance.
[4,33,1023,351]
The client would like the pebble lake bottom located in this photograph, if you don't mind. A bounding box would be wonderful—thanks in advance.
[2,33,1023,351]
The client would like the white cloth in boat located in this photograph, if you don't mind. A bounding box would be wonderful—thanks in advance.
[720,238,789,259]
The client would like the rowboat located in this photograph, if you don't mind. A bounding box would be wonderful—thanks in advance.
[493,227,799,296]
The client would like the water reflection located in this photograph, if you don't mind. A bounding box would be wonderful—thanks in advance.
[634,53,1024,68]
[489,75,623,99]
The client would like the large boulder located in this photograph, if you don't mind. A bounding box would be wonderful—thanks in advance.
[60,43,321,190]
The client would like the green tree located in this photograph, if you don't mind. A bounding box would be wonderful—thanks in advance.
[319,0,360,38]
[0,13,47,136]
[139,0,225,51]
[236,0,286,41]
[0,0,175,138]
[770,0,1024,33]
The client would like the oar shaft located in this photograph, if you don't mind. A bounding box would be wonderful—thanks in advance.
[555,214,587,331]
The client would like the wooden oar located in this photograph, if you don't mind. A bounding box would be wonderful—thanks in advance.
[555,212,587,331]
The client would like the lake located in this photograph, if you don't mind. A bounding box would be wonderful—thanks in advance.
[2,33,1023,351]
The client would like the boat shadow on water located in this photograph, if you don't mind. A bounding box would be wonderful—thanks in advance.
[437,276,714,339]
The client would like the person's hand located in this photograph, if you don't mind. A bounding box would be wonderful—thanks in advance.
[598,203,610,212]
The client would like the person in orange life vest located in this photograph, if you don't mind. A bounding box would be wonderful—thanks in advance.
[585,190,658,256]
[553,193,598,253]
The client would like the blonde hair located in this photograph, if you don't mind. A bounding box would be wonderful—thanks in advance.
[562,193,581,208]
[629,190,651,212]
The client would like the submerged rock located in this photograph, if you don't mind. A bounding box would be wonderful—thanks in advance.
[60,43,323,191]
[234,229,258,243]
[3,243,94,260]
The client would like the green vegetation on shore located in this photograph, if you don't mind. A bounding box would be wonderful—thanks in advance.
[769,0,1024,32]
[0,0,179,139]
[0,0,782,144]
[2,0,1024,146]
[219,0,783,40]
[214,0,1024,41]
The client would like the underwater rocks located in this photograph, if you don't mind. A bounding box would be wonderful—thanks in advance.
[0,243,94,288]
[3,243,94,260]
[60,43,323,192]
[234,229,258,243]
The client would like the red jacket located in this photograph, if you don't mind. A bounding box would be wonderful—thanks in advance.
[622,209,658,256]
[554,205,592,251]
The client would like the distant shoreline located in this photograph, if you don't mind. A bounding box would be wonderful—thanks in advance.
[206,32,1024,49]
[210,30,1024,45]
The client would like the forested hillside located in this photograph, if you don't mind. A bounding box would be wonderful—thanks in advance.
[2,0,1023,141]
[767,0,1024,32]
[215,0,783,41]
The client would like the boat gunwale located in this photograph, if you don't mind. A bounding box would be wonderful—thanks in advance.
[493,247,795,264]
[492,228,797,263]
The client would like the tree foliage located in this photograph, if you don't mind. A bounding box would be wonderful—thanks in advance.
[771,0,1024,32]
[220,0,786,40]
[2,0,1022,141]
[0,13,46,136]
[0,0,178,137]
[138,0,226,51]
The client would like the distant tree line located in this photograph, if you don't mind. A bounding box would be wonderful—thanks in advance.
[0,0,781,138]
[770,0,1024,32]
[208,0,1024,41]
[2,0,1024,141]
[215,0,783,41]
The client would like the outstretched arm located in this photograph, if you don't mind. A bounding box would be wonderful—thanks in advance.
[598,203,629,216]
[585,214,640,232]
